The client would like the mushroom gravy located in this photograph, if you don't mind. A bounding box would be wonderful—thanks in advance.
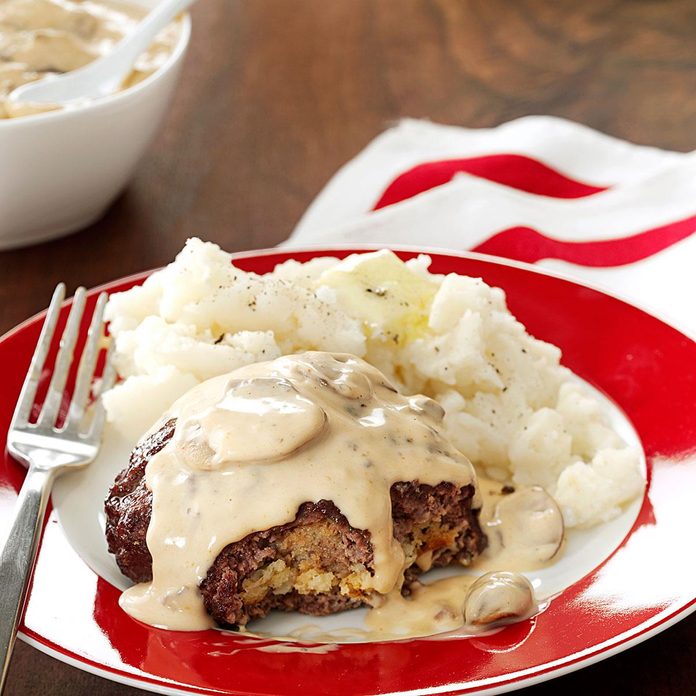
[119,351,565,639]
[0,0,180,118]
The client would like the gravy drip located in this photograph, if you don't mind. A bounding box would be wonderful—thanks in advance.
[120,352,479,630]
[363,571,536,640]
[259,480,563,642]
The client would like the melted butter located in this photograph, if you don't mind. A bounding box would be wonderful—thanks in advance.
[120,352,478,630]
[0,0,180,118]
[318,250,438,345]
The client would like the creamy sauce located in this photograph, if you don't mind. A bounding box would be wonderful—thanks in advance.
[365,576,476,639]
[362,571,536,641]
[291,478,559,643]
[120,352,479,630]
[476,479,564,572]
[351,481,560,641]
[0,0,180,118]
[119,351,566,639]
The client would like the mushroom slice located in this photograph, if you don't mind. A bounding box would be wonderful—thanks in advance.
[488,486,564,566]
[464,571,536,626]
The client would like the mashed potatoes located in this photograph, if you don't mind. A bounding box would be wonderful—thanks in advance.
[104,238,643,528]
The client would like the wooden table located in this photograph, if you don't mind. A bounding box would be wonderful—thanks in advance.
[2,0,695,693]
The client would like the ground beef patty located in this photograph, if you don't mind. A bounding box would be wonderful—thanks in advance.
[105,418,487,627]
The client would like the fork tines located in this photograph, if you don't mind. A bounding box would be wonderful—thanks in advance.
[10,284,115,441]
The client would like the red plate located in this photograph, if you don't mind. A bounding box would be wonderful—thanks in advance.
[1,247,695,695]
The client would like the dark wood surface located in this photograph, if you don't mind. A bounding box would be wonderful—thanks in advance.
[2,0,695,693]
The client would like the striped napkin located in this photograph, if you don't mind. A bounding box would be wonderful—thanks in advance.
[286,117,695,336]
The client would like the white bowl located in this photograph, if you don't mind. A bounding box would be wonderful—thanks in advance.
[0,1,191,250]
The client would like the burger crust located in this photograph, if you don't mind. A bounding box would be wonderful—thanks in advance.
[105,419,487,627]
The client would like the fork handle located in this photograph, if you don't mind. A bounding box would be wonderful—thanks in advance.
[0,465,55,691]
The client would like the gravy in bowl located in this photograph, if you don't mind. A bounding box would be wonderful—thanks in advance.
[0,0,180,118]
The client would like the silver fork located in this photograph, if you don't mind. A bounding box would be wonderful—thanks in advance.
[0,284,115,691]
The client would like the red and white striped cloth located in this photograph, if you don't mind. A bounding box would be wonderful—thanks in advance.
[286,117,695,336]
